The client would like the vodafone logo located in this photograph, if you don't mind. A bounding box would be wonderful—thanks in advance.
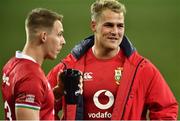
[93,90,114,110]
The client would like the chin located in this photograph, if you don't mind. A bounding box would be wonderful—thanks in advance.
[46,55,57,60]
[51,56,57,60]
[108,45,119,50]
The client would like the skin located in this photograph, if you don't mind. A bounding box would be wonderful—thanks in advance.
[91,9,125,59]
[15,108,39,120]
[22,20,65,65]
[53,9,125,101]
[16,20,65,120]
[44,20,65,60]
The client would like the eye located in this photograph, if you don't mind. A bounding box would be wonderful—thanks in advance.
[104,23,114,28]
[58,32,63,37]
[117,23,124,28]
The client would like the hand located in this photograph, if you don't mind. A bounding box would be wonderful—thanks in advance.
[60,69,83,104]
[74,72,83,96]
[53,70,64,100]
[78,73,83,95]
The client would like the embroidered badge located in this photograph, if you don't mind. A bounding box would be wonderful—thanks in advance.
[25,94,35,103]
[114,67,123,85]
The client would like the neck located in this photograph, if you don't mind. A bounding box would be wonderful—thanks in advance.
[92,46,120,59]
[22,42,44,66]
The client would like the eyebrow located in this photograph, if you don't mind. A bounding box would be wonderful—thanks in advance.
[104,22,124,26]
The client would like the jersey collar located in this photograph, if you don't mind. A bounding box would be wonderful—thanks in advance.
[15,51,37,63]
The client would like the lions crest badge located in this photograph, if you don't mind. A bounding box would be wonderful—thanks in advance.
[114,67,123,85]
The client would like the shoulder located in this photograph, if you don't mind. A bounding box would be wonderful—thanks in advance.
[17,60,42,75]
[2,57,16,72]
[15,63,48,93]
[129,52,160,80]
[9,59,47,87]
[133,53,164,86]
[3,58,43,78]
[129,52,167,96]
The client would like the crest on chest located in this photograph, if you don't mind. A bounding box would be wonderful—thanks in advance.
[114,67,123,85]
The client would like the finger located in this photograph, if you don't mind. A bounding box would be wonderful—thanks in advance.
[78,84,83,94]
[56,69,63,83]
[78,76,83,94]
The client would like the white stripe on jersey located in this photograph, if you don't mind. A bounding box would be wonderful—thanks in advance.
[15,103,40,110]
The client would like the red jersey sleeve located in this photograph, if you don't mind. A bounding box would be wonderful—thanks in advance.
[14,74,46,110]
[142,60,178,119]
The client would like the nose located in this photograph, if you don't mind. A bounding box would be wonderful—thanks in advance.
[61,36,66,45]
[113,26,119,34]
[110,26,119,36]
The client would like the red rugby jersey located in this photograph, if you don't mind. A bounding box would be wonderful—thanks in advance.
[83,49,125,120]
[1,52,54,120]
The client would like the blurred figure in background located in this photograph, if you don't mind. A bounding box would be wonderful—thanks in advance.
[1,8,65,120]
[47,0,178,120]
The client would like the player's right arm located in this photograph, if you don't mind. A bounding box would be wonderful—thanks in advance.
[15,107,39,120]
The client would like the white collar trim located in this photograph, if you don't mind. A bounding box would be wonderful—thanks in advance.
[15,51,37,63]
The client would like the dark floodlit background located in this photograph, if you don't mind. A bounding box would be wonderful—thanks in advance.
[0,0,179,119]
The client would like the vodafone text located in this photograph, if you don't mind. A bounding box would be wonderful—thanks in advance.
[88,111,112,119]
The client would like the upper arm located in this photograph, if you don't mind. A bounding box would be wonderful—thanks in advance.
[14,74,45,119]
[142,61,178,119]
[15,107,39,120]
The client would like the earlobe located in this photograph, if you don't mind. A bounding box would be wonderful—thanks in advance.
[40,32,47,43]
[91,21,96,32]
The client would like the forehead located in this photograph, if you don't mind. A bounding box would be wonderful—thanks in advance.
[52,20,63,32]
[98,9,124,23]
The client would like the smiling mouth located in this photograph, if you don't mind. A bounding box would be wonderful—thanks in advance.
[107,38,118,42]
[108,37,118,40]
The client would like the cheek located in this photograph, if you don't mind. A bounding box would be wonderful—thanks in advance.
[48,39,58,51]
[100,27,109,33]
[119,28,125,34]
[102,30,109,35]
[52,37,60,45]
[97,29,108,38]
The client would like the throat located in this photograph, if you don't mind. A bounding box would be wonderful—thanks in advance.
[92,46,120,59]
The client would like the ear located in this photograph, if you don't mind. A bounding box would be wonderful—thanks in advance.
[40,31,47,43]
[91,20,96,32]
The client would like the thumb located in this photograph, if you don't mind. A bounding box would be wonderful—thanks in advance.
[57,69,63,84]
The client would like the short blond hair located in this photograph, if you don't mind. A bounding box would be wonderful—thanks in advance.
[91,0,126,21]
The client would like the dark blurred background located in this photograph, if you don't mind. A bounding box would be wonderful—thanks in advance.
[0,0,179,119]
